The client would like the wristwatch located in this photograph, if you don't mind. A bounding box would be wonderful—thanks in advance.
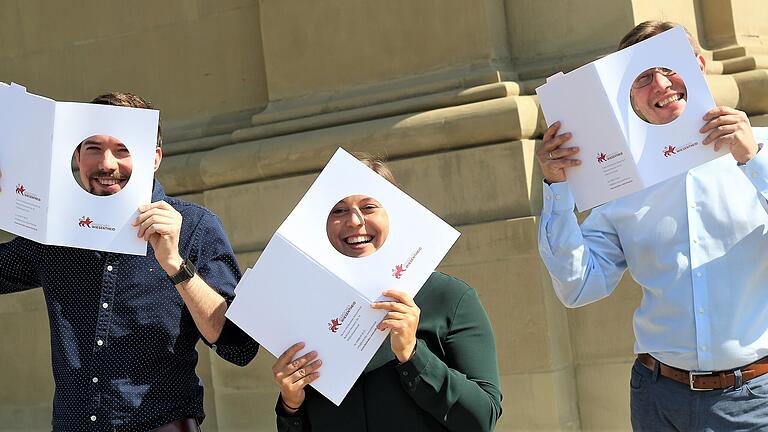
[169,258,196,285]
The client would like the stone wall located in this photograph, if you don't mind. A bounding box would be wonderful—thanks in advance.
[1,1,767,430]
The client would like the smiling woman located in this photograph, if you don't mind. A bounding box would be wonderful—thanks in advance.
[273,153,502,432]
[326,194,389,257]
[71,135,132,196]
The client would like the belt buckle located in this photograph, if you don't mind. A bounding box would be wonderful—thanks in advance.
[689,370,711,391]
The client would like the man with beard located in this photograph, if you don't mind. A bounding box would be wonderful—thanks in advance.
[0,92,258,431]
[537,21,768,430]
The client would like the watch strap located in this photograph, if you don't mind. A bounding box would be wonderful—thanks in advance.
[169,258,196,285]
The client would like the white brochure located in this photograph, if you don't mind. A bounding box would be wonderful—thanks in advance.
[536,27,727,211]
[0,83,159,254]
[755,127,768,145]
[227,148,460,406]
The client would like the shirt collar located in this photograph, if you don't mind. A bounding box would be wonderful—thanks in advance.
[151,179,166,203]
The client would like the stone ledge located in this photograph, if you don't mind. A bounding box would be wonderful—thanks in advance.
[713,45,768,61]
[233,82,519,144]
[252,65,505,126]
[157,95,544,196]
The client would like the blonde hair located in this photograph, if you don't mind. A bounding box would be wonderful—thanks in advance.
[352,152,398,186]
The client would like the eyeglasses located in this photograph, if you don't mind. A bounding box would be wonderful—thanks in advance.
[632,67,677,89]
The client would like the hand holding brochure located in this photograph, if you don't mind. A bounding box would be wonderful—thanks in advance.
[0,83,159,254]
[226,148,460,405]
[536,27,728,211]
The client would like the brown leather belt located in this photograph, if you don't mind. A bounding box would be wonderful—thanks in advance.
[151,417,200,432]
[638,353,768,391]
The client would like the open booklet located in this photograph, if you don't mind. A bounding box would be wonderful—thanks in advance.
[536,26,728,211]
[226,148,460,406]
[0,83,159,255]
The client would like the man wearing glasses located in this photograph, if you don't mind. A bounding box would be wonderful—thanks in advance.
[537,21,767,430]
[629,66,686,125]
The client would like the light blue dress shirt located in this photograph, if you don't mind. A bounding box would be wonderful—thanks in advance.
[539,142,768,372]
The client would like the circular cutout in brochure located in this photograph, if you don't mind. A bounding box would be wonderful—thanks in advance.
[629,66,688,125]
[326,195,389,258]
[72,135,132,196]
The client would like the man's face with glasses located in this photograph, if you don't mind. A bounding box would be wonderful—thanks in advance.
[630,66,688,125]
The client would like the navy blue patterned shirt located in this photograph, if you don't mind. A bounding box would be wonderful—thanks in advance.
[0,181,258,431]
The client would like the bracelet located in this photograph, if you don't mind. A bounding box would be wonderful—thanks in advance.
[282,400,301,411]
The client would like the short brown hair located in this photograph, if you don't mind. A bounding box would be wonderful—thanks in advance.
[352,152,398,186]
[90,92,162,148]
[618,21,701,55]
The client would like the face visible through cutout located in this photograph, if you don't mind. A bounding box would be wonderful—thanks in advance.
[326,195,389,258]
[73,135,132,196]
[630,66,688,125]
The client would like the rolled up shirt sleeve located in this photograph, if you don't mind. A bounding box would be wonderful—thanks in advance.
[538,181,627,307]
[188,211,258,366]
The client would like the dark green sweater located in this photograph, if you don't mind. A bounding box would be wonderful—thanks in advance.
[276,272,502,431]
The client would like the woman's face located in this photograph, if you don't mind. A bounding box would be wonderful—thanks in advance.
[326,195,389,258]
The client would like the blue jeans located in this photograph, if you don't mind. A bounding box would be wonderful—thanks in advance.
[630,358,768,431]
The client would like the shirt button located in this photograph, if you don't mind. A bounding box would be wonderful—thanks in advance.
[107,265,113,272]
[555,194,561,201]
[692,238,698,244]
[689,203,695,209]
[752,171,758,178]
[546,195,552,201]
[701,345,708,351]
[92,377,98,383]
[90,415,97,422]
[102,303,109,309]
[96,339,104,346]
[402,371,409,376]
[698,307,704,314]
[696,272,702,278]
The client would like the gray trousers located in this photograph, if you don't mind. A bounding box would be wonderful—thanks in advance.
[630,358,768,431]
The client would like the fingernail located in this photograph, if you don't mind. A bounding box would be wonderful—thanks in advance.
[565,132,572,137]
[572,147,579,151]
[316,360,322,366]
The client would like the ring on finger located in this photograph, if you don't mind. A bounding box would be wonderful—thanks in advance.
[548,151,554,160]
